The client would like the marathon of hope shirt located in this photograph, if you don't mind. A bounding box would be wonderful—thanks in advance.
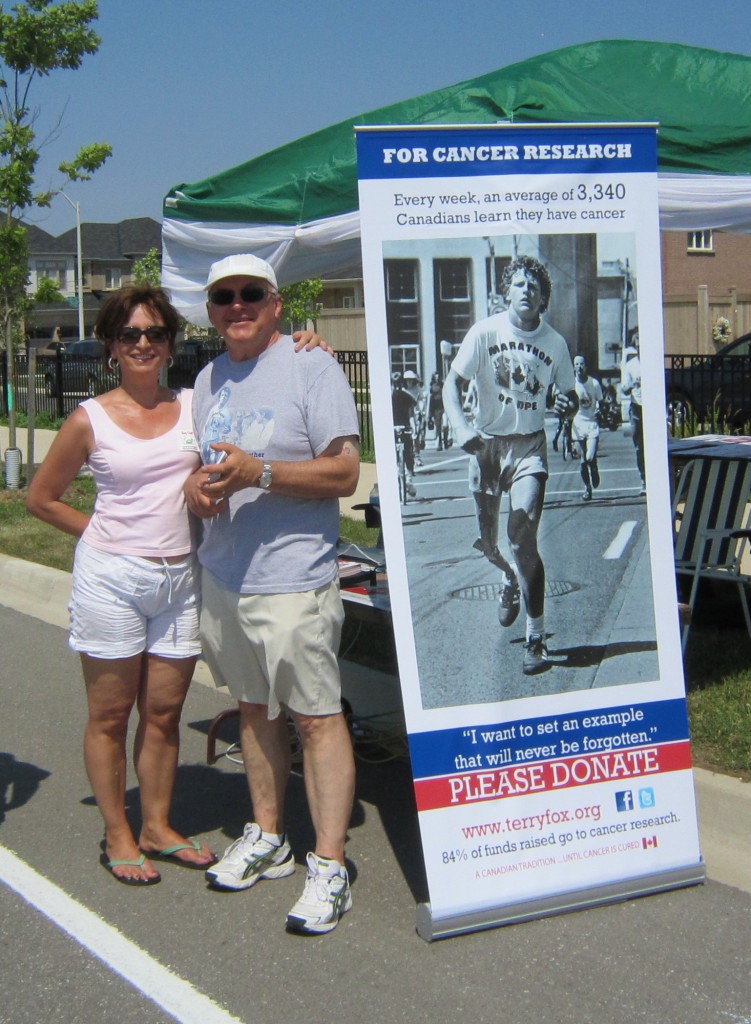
[452,309,575,437]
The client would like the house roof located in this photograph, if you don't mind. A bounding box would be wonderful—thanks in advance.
[25,217,161,260]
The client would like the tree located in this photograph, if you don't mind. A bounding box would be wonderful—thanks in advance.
[0,0,111,448]
[34,275,64,302]
[280,278,323,331]
[131,247,161,287]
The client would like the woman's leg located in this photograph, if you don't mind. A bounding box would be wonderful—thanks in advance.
[81,653,160,882]
[135,654,213,865]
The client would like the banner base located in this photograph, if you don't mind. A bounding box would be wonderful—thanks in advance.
[415,861,706,942]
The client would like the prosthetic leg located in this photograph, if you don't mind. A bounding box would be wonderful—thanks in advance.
[471,492,520,627]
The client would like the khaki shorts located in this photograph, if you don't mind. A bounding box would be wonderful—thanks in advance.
[200,569,344,720]
[469,430,548,497]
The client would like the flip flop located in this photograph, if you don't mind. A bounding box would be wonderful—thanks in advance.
[100,853,161,886]
[140,838,217,870]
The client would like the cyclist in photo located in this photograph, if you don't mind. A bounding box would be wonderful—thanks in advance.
[391,372,417,497]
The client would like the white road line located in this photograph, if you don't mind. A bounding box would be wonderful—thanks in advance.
[604,521,637,560]
[0,843,244,1024]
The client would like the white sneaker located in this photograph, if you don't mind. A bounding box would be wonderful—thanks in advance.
[205,823,295,891]
[286,852,352,934]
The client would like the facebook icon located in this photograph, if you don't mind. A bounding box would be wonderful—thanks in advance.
[615,791,634,812]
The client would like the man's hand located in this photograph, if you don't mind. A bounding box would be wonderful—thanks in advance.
[195,443,263,506]
[292,330,334,356]
[461,434,485,455]
[552,392,575,418]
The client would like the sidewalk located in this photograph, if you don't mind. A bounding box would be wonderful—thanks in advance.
[0,550,748,896]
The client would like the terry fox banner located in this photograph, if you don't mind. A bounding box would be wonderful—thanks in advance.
[355,123,703,940]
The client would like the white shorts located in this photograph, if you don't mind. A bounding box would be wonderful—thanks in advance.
[469,430,548,497]
[572,416,600,443]
[69,540,202,659]
[200,569,344,720]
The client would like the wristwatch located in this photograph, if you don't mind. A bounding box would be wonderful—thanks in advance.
[258,462,273,490]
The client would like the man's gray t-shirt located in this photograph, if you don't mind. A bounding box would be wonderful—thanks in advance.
[192,336,359,594]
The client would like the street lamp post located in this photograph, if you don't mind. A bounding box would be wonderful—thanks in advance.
[59,191,85,339]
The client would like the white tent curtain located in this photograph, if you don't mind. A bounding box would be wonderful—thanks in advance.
[162,173,751,326]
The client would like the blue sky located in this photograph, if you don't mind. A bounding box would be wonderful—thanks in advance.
[23,0,751,236]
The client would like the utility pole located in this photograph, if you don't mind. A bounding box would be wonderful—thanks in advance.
[60,192,85,339]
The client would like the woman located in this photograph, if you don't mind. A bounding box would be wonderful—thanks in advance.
[28,285,214,884]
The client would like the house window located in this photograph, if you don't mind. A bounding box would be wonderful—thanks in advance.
[687,230,714,253]
[36,260,66,288]
[385,259,420,348]
[105,267,122,288]
[389,346,420,380]
[487,255,512,314]
[433,259,472,347]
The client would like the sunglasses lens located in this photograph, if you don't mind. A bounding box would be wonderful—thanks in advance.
[209,286,268,305]
[117,328,142,342]
[117,327,170,343]
[144,327,170,342]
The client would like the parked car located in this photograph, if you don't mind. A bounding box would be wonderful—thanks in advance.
[665,332,751,433]
[42,338,117,398]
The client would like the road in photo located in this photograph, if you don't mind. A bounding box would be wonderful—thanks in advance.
[399,413,657,709]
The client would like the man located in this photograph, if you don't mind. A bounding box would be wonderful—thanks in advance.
[402,369,426,464]
[391,372,417,496]
[443,255,577,675]
[621,331,645,494]
[571,354,604,502]
[185,254,360,934]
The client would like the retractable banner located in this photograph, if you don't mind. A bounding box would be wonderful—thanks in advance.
[354,123,704,941]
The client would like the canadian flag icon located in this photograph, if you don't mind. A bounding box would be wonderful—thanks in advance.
[642,835,658,850]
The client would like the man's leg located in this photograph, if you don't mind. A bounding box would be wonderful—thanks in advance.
[285,709,354,934]
[291,710,354,864]
[508,474,549,673]
[631,404,645,490]
[589,435,600,489]
[239,702,291,834]
[470,442,521,627]
[579,457,592,500]
[205,704,296,891]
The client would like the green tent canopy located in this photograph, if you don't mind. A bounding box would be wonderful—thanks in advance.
[163,39,751,322]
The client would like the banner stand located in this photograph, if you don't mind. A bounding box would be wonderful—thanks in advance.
[416,861,706,942]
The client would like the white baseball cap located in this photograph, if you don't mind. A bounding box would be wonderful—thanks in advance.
[205,254,278,292]
[403,370,418,380]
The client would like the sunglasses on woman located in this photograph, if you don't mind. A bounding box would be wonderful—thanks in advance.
[116,327,171,344]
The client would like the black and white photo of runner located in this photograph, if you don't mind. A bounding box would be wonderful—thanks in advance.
[381,232,658,708]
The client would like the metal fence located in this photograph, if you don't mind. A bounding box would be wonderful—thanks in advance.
[664,353,751,434]
[1,348,375,450]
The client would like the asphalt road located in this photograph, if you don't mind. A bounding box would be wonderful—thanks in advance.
[1,425,751,1024]
[402,419,657,706]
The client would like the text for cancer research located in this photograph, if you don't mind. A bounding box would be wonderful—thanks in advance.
[392,181,629,227]
[440,809,680,869]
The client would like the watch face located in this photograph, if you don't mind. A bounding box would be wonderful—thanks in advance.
[260,464,272,489]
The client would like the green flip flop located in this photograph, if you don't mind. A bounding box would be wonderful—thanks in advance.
[140,838,217,870]
[100,852,161,886]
